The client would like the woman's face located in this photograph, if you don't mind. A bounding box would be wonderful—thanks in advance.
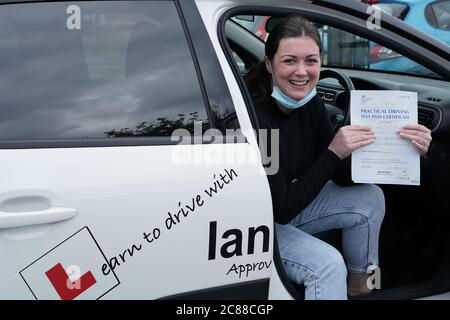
[266,36,321,100]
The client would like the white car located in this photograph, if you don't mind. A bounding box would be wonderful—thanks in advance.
[0,0,449,300]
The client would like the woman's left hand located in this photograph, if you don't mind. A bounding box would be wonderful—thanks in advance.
[397,124,432,156]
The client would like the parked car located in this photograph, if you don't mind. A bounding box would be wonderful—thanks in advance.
[0,0,449,300]
[367,0,450,73]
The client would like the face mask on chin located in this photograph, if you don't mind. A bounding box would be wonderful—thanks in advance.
[271,85,317,110]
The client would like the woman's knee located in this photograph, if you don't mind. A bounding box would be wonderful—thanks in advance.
[369,184,385,210]
[360,184,385,223]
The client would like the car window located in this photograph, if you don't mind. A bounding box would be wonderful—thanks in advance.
[232,16,269,41]
[430,0,450,30]
[0,1,208,140]
[235,15,439,78]
[319,26,438,77]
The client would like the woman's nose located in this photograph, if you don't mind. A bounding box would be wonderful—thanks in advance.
[294,63,307,75]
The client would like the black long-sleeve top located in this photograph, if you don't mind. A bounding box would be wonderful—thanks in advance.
[253,92,352,224]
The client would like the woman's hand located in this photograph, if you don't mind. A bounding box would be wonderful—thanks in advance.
[328,125,375,159]
[397,124,432,156]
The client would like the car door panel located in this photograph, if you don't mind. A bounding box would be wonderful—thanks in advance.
[0,0,274,300]
[0,144,273,299]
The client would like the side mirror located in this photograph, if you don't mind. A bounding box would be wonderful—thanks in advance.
[234,15,255,22]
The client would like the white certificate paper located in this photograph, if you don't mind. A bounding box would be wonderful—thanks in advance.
[350,90,420,185]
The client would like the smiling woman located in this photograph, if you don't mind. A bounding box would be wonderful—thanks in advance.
[243,15,388,300]
[225,0,450,299]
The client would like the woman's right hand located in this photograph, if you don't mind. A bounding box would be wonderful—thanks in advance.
[328,125,375,159]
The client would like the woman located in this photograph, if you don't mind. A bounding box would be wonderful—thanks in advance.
[245,15,432,299]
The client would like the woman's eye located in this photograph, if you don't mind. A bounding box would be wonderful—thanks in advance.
[306,59,319,64]
[283,59,295,64]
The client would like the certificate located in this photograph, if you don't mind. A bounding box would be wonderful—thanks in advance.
[350,90,420,185]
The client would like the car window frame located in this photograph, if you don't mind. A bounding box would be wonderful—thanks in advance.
[219,4,450,80]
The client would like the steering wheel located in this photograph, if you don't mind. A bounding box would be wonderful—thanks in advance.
[318,69,355,132]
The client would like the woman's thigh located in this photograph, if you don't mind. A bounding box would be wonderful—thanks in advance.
[289,181,385,235]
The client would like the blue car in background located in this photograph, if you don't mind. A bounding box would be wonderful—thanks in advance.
[368,0,450,74]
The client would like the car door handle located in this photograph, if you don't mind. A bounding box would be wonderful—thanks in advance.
[0,207,78,229]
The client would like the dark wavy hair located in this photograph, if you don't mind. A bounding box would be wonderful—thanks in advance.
[245,15,322,102]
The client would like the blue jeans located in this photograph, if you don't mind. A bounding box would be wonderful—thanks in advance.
[276,181,385,300]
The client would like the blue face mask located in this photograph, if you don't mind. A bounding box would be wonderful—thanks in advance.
[271,85,317,110]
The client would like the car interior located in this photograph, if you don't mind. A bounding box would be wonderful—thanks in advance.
[222,12,450,299]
